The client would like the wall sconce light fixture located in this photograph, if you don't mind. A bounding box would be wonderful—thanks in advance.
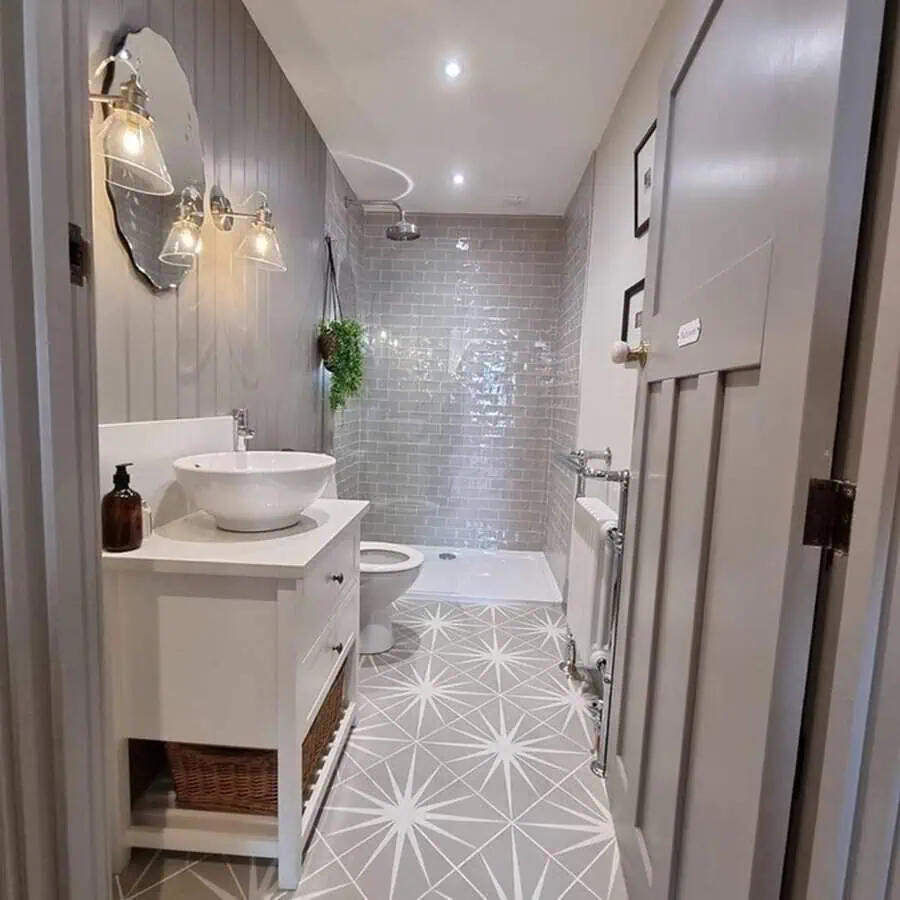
[90,50,174,196]
[209,187,286,272]
[159,186,204,267]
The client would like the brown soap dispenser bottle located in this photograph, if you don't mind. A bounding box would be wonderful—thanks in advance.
[102,463,143,552]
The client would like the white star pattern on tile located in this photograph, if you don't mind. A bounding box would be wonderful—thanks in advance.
[506,608,569,654]
[438,631,549,693]
[364,654,491,737]
[323,748,501,900]
[507,672,595,746]
[393,602,484,649]
[424,700,585,817]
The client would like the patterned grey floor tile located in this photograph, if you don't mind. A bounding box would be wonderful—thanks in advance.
[516,776,616,886]
[393,600,491,652]
[316,744,505,900]
[421,696,586,820]
[361,652,497,739]
[115,850,201,899]
[434,629,558,694]
[558,758,612,810]
[340,697,415,775]
[181,835,348,900]
[505,666,599,750]
[358,624,427,677]
[461,602,538,629]
[504,605,570,658]
[452,826,605,900]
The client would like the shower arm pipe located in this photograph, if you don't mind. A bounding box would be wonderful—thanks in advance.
[344,197,405,216]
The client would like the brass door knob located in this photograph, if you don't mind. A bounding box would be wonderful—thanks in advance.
[611,340,649,368]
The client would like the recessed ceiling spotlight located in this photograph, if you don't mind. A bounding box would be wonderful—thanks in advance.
[444,59,462,80]
[452,172,466,187]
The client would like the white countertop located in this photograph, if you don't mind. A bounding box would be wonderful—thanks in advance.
[102,499,369,579]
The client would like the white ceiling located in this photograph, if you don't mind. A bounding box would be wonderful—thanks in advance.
[243,0,665,215]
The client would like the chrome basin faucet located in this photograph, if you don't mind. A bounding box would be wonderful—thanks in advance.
[232,408,255,452]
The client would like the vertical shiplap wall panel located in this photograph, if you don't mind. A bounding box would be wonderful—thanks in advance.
[148,1,178,421]
[171,2,198,419]
[193,0,216,421]
[90,0,327,452]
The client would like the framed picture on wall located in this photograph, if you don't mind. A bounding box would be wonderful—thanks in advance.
[621,279,646,344]
[633,122,657,237]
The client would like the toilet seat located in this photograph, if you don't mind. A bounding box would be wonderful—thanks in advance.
[360,542,424,575]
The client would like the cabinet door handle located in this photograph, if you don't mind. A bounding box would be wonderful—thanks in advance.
[331,642,344,654]
[329,573,345,585]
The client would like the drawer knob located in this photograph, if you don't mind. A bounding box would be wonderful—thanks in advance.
[331,642,344,654]
[329,573,345,585]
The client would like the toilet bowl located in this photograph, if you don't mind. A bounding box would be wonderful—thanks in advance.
[359,542,424,654]
[322,476,423,654]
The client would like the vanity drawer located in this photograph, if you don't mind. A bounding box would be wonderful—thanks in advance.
[297,582,358,731]
[303,530,357,613]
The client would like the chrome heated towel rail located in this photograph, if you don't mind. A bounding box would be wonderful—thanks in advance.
[557,448,630,778]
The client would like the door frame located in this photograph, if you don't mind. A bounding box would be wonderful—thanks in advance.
[794,19,900,890]
[0,1,108,899]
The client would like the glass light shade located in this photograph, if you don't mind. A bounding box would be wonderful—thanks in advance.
[236,222,287,272]
[159,217,202,267]
[97,108,174,196]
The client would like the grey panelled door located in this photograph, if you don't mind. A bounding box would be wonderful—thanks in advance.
[606,0,885,898]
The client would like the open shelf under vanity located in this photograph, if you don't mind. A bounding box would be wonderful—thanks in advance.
[127,701,357,859]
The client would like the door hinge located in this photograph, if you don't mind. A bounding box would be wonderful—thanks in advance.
[803,478,856,556]
[69,222,90,286]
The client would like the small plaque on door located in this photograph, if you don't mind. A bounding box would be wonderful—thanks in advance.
[677,318,702,348]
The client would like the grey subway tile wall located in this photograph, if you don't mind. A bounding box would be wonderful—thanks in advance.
[357,213,564,550]
[544,160,594,589]
[324,159,364,498]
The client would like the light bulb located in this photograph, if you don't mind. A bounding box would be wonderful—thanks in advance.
[180,228,196,250]
[121,126,142,156]
[255,232,269,254]
[444,59,462,79]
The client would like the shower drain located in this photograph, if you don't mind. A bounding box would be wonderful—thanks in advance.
[438,552,457,561]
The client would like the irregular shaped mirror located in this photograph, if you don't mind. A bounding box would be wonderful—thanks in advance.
[103,28,205,291]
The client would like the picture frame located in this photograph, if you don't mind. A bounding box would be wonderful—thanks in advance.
[621,279,646,344]
[633,121,657,238]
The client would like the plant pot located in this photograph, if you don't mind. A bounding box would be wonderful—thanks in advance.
[318,333,337,372]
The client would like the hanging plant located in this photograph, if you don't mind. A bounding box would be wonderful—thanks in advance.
[318,317,364,410]
[319,234,364,410]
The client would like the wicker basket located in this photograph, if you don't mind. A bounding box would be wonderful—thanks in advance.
[303,659,347,799]
[165,661,348,816]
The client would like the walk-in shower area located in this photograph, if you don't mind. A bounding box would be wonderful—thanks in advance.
[325,161,594,604]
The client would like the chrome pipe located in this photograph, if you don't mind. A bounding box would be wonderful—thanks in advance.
[592,471,630,779]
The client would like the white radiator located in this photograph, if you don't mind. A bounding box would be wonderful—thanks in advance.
[566,497,618,668]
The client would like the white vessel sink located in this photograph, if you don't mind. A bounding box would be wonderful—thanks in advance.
[173,451,336,533]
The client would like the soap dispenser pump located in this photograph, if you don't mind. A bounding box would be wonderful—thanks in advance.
[102,463,143,552]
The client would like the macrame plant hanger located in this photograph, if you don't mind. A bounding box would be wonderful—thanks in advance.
[319,234,344,452]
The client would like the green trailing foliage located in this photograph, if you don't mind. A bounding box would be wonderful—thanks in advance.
[318,318,365,411]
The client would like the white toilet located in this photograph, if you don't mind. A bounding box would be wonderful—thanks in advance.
[323,476,424,654]
[358,542,424,654]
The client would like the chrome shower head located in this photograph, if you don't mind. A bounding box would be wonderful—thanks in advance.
[344,197,420,241]
[386,211,420,242]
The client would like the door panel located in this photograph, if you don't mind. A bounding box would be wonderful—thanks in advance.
[617,381,675,777]
[607,0,886,897]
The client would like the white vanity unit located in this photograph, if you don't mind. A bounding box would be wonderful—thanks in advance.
[102,498,368,890]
